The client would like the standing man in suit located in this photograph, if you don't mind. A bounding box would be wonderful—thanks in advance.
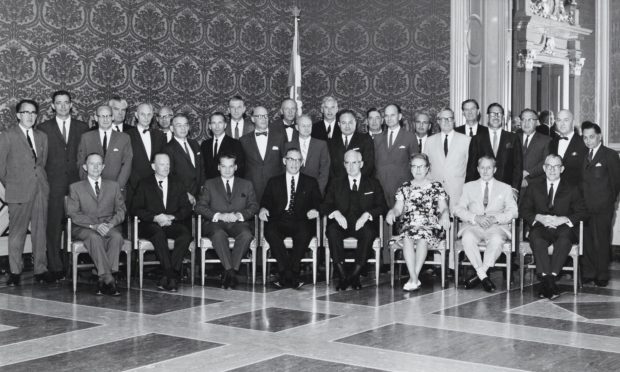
[412,112,431,152]
[285,114,330,195]
[366,108,384,140]
[454,156,518,292]
[126,103,166,209]
[109,96,129,132]
[328,109,375,180]
[157,106,174,143]
[0,99,52,285]
[321,150,387,290]
[456,99,488,138]
[67,153,126,296]
[240,106,285,204]
[77,105,133,193]
[164,113,205,207]
[312,96,340,141]
[131,153,193,292]
[271,98,298,143]
[374,104,419,208]
[201,112,245,179]
[518,109,551,190]
[259,148,322,288]
[580,121,620,287]
[520,154,587,299]
[423,108,471,211]
[466,103,522,197]
[548,109,587,186]
[225,96,254,139]
[38,90,89,280]
[196,154,258,289]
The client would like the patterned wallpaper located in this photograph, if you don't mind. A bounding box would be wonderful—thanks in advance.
[0,0,450,140]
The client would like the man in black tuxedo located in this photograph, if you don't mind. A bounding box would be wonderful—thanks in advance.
[321,150,387,290]
[456,99,488,138]
[38,90,89,279]
[240,106,285,203]
[548,109,587,186]
[520,154,587,299]
[518,109,550,190]
[580,121,620,287]
[271,98,298,144]
[312,96,340,141]
[164,113,205,207]
[126,103,166,209]
[131,153,193,292]
[201,112,245,179]
[157,106,174,143]
[328,109,375,180]
[225,95,254,139]
[466,103,522,197]
[259,148,322,288]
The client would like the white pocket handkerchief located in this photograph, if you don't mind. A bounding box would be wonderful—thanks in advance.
[364,191,374,195]
[595,162,602,167]
[272,146,279,150]
[399,145,406,149]
[113,148,119,152]
[352,147,360,151]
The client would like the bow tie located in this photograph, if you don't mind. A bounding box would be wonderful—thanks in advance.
[559,136,569,140]
[255,131,268,137]
[283,124,295,129]
[142,128,149,134]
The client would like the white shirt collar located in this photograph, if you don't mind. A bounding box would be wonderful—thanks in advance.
[55,117,71,126]
[348,175,361,189]
[221,176,234,187]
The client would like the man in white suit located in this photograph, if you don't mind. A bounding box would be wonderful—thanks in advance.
[454,156,518,292]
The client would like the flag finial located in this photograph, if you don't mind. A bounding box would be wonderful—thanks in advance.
[291,6,301,18]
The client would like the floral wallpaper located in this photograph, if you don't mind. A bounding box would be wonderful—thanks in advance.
[0,0,450,140]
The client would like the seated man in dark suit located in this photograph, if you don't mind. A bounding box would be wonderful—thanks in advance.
[66,153,126,296]
[259,148,322,288]
[131,153,193,292]
[195,154,259,289]
[520,154,587,300]
[321,150,387,290]
[201,111,245,179]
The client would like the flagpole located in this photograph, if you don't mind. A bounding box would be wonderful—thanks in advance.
[289,5,302,114]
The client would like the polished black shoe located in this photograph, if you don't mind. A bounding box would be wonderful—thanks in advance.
[157,276,169,291]
[107,282,121,296]
[582,277,594,285]
[542,275,554,299]
[96,281,105,296]
[337,277,349,291]
[464,274,481,289]
[221,271,230,289]
[7,273,21,286]
[481,277,496,292]
[168,278,178,292]
[293,280,305,290]
[594,279,609,287]
[34,271,57,284]
[228,270,238,289]
[51,271,66,281]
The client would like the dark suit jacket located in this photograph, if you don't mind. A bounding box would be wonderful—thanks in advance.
[261,173,322,222]
[519,131,551,182]
[239,129,286,203]
[77,129,133,188]
[126,127,167,190]
[164,138,205,197]
[520,177,587,230]
[582,145,620,213]
[548,134,587,186]
[466,129,523,190]
[284,137,330,195]
[131,175,192,223]
[269,118,298,143]
[536,124,559,139]
[201,135,245,179]
[312,119,341,141]
[38,118,89,195]
[0,125,49,203]
[225,117,254,139]
[373,128,419,207]
[67,179,126,228]
[320,175,387,226]
[195,177,259,221]
[455,123,489,137]
[328,132,375,180]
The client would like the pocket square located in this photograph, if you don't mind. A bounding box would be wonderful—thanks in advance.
[595,162,603,167]
[197,152,201,155]
[352,147,360,151]
[399,145,406,149]
[113,148,119,152]
[571,152,578,156]
[272,146,279,150]
[364,191,374,195]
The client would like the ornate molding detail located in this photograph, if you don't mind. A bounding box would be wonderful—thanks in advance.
[539,34,555,55]
[529,0,575,25]
[569,57,585,76]
[517,48,538,71]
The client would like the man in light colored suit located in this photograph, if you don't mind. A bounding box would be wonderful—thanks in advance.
[77,105,133,192]
[518,108,550,190]
[195,154,259,289]
[423,108,471,211]
[285,114,330,195]
[0,99,52,285]
[225,95,254,139]
[67,153,126,296]
[454,156,518,292]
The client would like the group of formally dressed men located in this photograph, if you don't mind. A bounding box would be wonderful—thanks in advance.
[1,91,618,298]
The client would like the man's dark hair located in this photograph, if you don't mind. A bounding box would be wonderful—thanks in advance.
[16,99,39,114]
[52,90,72,102]
[461,98,479,111]
[581,121,601,134]
[486,102,504,116]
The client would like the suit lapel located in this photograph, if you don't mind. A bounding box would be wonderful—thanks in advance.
[51,120,66,146]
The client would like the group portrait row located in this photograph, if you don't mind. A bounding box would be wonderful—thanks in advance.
[1,90,619,301]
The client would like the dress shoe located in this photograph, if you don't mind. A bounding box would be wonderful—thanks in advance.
[51,271,65,281]
[228,270,238,289]
[350,275,362,290]
[157,276,169,291]
[542,275,554,299]
[107,281,121,296]
[594,279,609,287]
[337,277,349,291]
[7,273,21,286]
[34,271,57,284]
[292,280,305,289]
[549,276,561,300]
[96,281,105,296]
[582,277,594,285]
[481,277,496,292]
[464,274,481,289]
[221,271,230,289]
[168,278,178,292]
[403,281,419,291]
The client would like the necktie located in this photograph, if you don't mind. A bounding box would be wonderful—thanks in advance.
[158,180,165,206]
[559,136,569,141]
[255,131,267,137]
[418,138,422,152]
[183,141,195,166]
[288,176,296,212]
[183,141,190,155]
[213,137,218,158]
[327,124,332,139]
[62,121,67,144]
[344,135,349,148]
[102,131,108,157]
[469,126,474,137]
[26,129,37,161]
[158,180,163,189]
[524,135,530,149]
[352,179,358,192]
[95,181,100,197]
[443,135,448,156]
[234,122,239,139]
[226,179,232,199]
[492,130,499,156]
[483,181,489,209]
[547,183,554,210]
[388,131,393,149]
[588,148,593,163]
[115,125,120,132]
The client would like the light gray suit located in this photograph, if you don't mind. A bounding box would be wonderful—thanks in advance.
[66,179,126,276]
[0,125,49,274]
[77,130,133,189]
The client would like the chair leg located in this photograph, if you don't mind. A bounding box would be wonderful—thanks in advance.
[139,250,144,289]
[312,246,317,285]
[325,247,330,285]
[190,243,195,287]
[506,253,511,291]
[126,250,131,289]
[390,246,395,287]
[375,247,380,286]
[454,250,460,289]
[73,251,78,294]
[519,253,525,292]
[573,257,579,295]
[252,245,256,284]
[201,247,206,286]
[440,251,446,288]
[262,245,268,286]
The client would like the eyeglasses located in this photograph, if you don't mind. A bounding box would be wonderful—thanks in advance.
[488,112,503,117]
[522,118,537,123]
[344,161,361,165]
[544,164,562,170]
[19,111,37,115]
[437,117,453,123]
[253,114,268,119]
[285,157,302,163]
[97,115,112,119]
[173,123,189,128]
[159,114,173,119]
[410,165,428,170]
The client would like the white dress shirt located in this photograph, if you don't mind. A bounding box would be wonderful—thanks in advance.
[557,131,575,158]
[99,128,112,150]
[19,125,37,156]
[324,120,336,139]
[255,130,268,160]
[175,137,195,166]
[299,136,310,165]
[88,176,103,196]
[155,176,168,208]
[56,117,71,142]
[138,125,152,159]
[387,126,400,147]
